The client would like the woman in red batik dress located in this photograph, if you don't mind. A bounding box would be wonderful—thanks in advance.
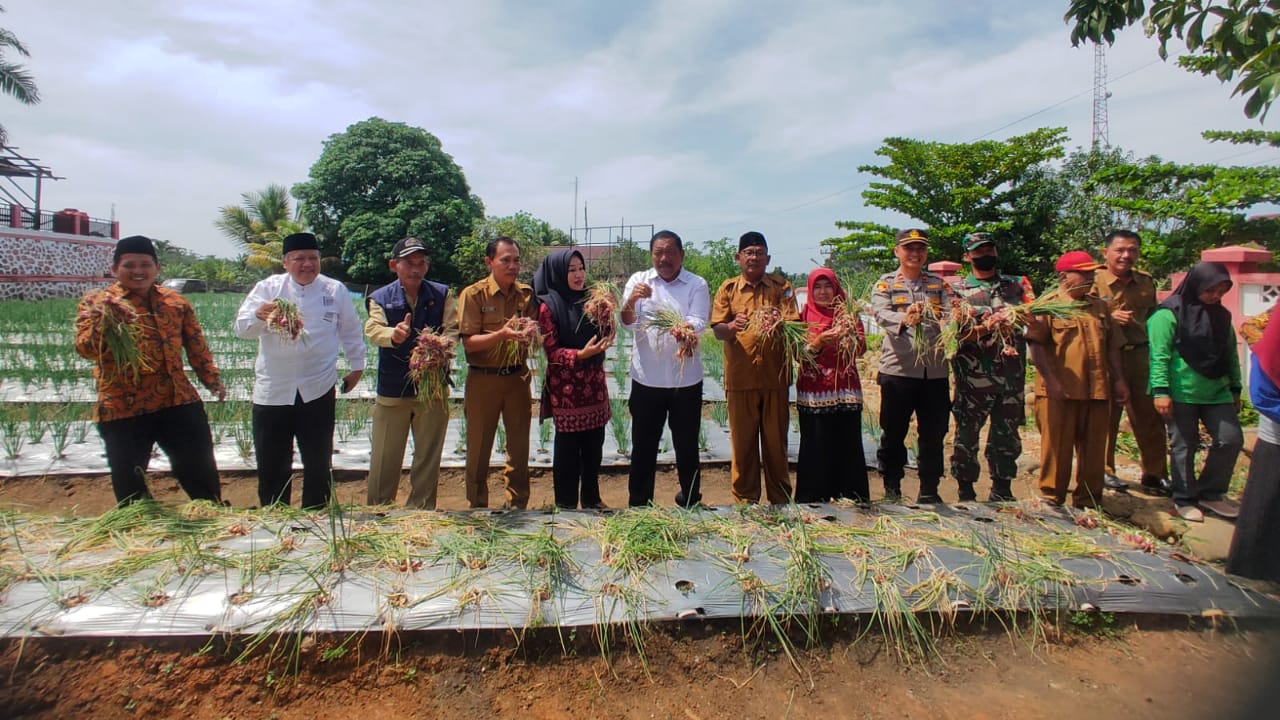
[795,268,869,502]
[534,249,614,509]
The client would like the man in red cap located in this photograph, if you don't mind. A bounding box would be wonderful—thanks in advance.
[1024,251,1129,508]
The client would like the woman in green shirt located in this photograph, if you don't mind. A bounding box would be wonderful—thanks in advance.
[1148,262,1243,522]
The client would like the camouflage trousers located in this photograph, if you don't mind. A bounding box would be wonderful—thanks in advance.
[950,389,1023,487]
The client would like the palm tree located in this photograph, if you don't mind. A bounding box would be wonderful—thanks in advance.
[216,184,307,270]
[0,6,40,146]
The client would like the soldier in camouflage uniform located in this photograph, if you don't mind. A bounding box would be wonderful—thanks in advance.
[947,234,1035,502]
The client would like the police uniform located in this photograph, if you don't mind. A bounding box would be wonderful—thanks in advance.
[365,276,458,510]
[1025,286,1127,507]
[1091,267,1169,485]
[458,275,536,509]
[711,271,800,504]
[947,270,1035,501]
[870,243,952,501]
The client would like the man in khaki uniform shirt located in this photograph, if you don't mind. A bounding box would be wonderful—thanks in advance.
[1090,230,1171,496]
[711,231,800,504]
[458,236,537,509]
[1026,251,1129,508]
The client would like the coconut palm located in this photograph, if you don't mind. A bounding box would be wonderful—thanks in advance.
[0,6,40,147]
[215,184,307,269]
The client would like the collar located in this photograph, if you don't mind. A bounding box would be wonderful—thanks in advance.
[484,274,528,298]
[652,267,688,285]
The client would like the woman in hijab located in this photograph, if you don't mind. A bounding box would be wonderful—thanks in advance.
[795,268,869,502]
[533,249,613,509]
[1148,261,1243,522]
[1227,305,1280,583]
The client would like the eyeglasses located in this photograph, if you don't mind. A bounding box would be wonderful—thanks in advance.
[739,249,768,258]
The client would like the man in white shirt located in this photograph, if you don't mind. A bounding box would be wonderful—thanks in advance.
[620,230,711,507]
[234,232,366,509]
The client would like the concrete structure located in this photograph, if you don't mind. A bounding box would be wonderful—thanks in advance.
[0,207,118,300]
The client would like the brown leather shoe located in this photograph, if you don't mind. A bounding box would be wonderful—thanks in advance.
[1198,498,1240,520]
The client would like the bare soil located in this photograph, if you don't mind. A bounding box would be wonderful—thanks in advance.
[2,383,1275,719]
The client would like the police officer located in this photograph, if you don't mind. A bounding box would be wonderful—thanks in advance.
[870,228,952,504]
[947,233,1035,502]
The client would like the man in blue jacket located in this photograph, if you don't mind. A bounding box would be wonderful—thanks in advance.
[364,237,459,509]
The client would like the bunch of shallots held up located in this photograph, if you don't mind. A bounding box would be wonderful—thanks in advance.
[829,303,864,372]
[939,292,1085,359]
[265,298,303,341]
[79,292,153,383]
[745,306,816,369]
[408,328,457,403]
[498,316,540,368]
[641,305,700,371]
[582,280,619,337]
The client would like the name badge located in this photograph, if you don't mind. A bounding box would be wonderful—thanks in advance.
[481,306,497,313]
[324,311,337,323]
[322,296,335,306]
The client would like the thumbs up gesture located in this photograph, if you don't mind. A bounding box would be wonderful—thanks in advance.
[391,315,412,345]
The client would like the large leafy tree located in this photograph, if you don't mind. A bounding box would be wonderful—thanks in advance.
[1065,1,1280,119]
[292,117,484,283]
[1085,129,1280,273]
[453,211,571,285]
[214,183,305,271]
[823,127,1069,279]
[0,5,40,146]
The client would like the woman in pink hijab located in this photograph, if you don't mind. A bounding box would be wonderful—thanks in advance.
[795,268,869,502]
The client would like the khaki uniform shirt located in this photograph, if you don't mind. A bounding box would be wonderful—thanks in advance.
[710,273,800,391]
[871,269,952,379]
[1024,289,1125,400]
[457,276,535,368]
[1091,268,1157,347]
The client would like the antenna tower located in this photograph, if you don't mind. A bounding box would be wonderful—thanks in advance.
[1091,43,1111,149]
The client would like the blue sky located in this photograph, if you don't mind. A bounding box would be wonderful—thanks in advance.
[4,1,1276,274]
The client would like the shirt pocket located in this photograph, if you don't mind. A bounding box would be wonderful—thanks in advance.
[1049,316,1080,346]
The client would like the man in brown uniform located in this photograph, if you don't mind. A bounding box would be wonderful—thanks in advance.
[1091,230,1171,496]
[458,236,537,509]
[711,231,800,504]
[1025,251,1129,508]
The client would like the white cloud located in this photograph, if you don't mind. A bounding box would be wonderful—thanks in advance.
[1,0,1273,276]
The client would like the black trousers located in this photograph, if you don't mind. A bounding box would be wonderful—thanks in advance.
[97,402,221,505]
[797,409,869,502]
[552,426,606,509]
[877,374,950,494]
[628,380,703,507]
[253,387,335,509]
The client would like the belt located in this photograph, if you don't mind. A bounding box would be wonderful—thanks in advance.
[1121,342,1149,351]
[469,365,527,376]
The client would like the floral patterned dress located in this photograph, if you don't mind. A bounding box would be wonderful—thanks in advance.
[538,304,611,432]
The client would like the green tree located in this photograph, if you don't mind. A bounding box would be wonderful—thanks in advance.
[1085,129,1280,274]
[1065,1,1280,119]
[683,237,741,293]
[453,211,571,285]
[214,183,305,272]
[0,5,40,146]
[292,117,484,283]
[823,127,1069,279]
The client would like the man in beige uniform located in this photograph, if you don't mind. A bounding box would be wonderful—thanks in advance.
[1091,230,1171,496]
[1026,251,1129,508]
[458,236,537,509]
[710,231,800,504]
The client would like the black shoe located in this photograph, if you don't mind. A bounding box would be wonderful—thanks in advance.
[987,491,1016,502]
[674,492,702,508]
[916,494,943,505]
[1139,475,1173,497]
[957,483,977,502]
[1104,474,1129,492]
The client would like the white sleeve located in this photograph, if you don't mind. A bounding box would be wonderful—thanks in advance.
[233,279,274,339]
[620,271,642,329]
[334,284,367,371]
[685,276,711,333]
